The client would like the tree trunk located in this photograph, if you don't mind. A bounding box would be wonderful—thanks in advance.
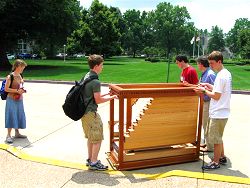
[166,48,171,59]
[0,47,12,70]
[166,47,172,83]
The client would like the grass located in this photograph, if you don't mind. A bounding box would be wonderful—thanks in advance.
[1,57,249,90]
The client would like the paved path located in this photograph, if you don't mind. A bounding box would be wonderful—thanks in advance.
[0,82,249,188]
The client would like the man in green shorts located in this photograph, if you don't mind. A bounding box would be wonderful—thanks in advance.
[81,54,117,171]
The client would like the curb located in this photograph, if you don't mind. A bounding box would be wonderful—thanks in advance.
[232,90,250,95]
[0,78,109,86]
[1,78,249,94]
[0,143,250,185]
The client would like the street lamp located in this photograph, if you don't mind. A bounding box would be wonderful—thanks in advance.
[63,44,66,62]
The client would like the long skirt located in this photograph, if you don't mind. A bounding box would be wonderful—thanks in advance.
[5,97,26,129]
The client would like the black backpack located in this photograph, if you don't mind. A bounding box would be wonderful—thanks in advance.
[0,74,14,100]
[62,75,98,121]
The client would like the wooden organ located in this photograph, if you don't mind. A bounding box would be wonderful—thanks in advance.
[108,83,203,170]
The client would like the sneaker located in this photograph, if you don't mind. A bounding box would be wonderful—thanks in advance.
[219,157,227,165]
[89,160,108,171]
[202,162,220,170]
[86,159,91,166]
[5,136,13,144]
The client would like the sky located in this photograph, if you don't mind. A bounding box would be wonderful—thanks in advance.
[79,0,250,33]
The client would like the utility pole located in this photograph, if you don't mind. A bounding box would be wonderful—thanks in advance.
[191,34,195,59]
[63,44,66,62]
[197,32,200,57]
[202,32,205,55]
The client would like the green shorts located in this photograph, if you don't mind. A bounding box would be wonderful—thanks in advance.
[81,111,103,143]
[208,118,228,145]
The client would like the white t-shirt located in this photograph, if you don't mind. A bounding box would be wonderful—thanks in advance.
[209,68,232,119]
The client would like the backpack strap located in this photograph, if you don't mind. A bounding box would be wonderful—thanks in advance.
[81,75,99,86]
[8,73,14,88]
[80,74,99,109]
[9,73,23,88]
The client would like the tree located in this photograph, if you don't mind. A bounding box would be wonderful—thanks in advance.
[0,0,42,68]
[141,11,155,52]
[0,0,81,68]
[207,26,225,53]
[67,9,93,55]
[68,0,122,57]
[36,0,81,57]
[226,18,250,56]
[150,2,193,58]
[122,9,144,57]
[237,29,250,59]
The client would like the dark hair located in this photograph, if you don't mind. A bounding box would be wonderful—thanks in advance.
[175,55,188,63]
[197,56,209,67]
[208,51,223,63]
[88,54,104,69]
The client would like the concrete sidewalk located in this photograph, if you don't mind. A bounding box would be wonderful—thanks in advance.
[0,82,249,188]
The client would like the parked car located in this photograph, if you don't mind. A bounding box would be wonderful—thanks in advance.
[73,53,85,58]
[17,53,32,59]
[7,54,15,60]
[56,53,67,58]
[32,54,42,59]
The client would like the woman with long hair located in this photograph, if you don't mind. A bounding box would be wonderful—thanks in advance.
[4,59,27,143]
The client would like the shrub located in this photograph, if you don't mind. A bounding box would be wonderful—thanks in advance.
[149,57,160,63]
[224,59,250,65]
[189,59,196,64]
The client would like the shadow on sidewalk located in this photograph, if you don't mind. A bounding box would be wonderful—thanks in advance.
[6,137,31,148]
[71,170,152,186]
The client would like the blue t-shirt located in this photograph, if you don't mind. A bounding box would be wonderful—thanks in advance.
[200,68,216,101]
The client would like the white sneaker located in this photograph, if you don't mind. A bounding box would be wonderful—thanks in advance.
[6,136,13,144]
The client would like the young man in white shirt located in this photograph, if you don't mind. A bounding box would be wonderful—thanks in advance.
[194,51,232,170]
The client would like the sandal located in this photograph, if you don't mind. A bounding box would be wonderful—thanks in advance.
[202,162,220,170]
[15,134,27,138]
[200,144,207,148]
[211,156,227,165]
[219,157,227,165]
[200,147,213,152]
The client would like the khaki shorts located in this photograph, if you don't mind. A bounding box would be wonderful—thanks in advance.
[208,118,228,145]
[81,111,103,143]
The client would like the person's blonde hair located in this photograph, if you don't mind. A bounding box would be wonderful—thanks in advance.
[12,59,27,71]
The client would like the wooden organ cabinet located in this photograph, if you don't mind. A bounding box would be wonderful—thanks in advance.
[108,83,203,170]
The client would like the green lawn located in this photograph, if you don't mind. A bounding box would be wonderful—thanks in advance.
[1,57,250,90]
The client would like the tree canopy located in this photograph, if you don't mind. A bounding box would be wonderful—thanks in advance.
[0,0,81,68]
[121,9,144,57]
[226,18,250,58]
[67,0,122,57]
[208,26,225,53]
[0,0,248,71]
